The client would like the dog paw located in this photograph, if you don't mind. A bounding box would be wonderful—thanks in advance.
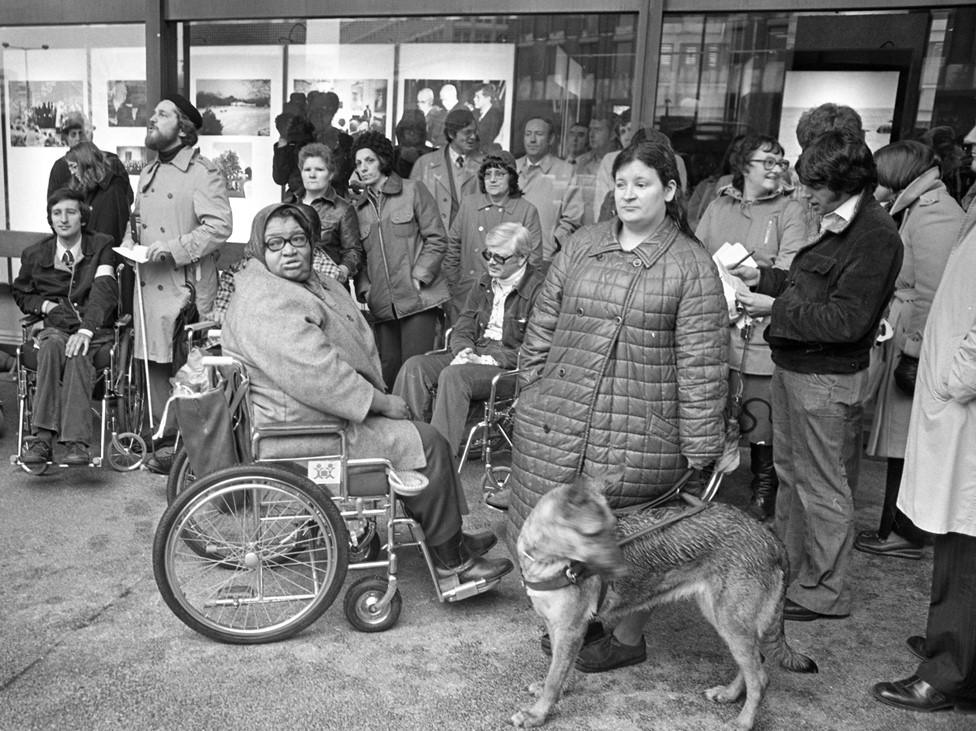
[510,708,546,727]
[705,685,741,704]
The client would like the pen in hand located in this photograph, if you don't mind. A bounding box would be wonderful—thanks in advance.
[728,250,756,269]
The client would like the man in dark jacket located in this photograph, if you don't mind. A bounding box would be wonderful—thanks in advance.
[394,223,543,456]
[13,188,119,465]
[733,130,903,622]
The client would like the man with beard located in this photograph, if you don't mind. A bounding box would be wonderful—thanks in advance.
[124,94,232,474]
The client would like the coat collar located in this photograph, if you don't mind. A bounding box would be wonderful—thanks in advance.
[39,232,100,266]
[889,167,943,216]
[518,154,555,174]
[473,193,521,213]
[476,262,540,298]
[587,219,681,267]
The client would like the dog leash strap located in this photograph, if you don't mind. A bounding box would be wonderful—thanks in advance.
[616,501,707,548]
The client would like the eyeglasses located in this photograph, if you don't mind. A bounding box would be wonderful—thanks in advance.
[481,249,517,265]
[265,234,309,252]
[749,157,790,171]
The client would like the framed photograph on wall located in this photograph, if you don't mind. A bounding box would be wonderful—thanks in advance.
[190,46,284,243]
[398,44,515,152]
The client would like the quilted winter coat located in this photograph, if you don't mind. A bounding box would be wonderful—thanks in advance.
[507,218,729,539]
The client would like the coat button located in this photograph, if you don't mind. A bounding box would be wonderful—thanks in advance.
[140,281,146,287]
[558,367,566,376]
[576,306,584,315]
[632,259,641,267]
[160,227,165,233]
[614,316,622,324]
[157,285,164,291]
[167,193,173,199]
[543,424,551,434]
[596,253,603,261]
[142,223,148,229]
[478,226,484,232]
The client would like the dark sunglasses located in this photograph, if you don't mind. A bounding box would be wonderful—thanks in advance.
[481,249,517,265]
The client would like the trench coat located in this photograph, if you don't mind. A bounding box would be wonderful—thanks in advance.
[221,257,426,471]
[507,218,728,538]
[409,147,482,233]
[867,169,964,457]
[127,145,232,362]
[897,206,976,537]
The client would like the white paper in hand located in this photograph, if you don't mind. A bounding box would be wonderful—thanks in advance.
[113,245,150,264]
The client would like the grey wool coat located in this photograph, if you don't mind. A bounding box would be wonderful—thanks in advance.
[507,218,729,539]
[221,204,425,470]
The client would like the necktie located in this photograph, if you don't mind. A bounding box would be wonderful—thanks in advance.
[456,155,464,168]
[62,250,74,269]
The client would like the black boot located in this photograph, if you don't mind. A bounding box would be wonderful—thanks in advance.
[431,531,513,583]
[747,442,778,521]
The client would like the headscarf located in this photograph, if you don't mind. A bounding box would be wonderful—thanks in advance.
[245,202,322,282]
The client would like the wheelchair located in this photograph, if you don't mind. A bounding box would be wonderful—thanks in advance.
[153,355,507,645]
[9,308,147,475]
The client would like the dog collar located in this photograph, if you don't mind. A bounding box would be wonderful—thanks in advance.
[523,560,596,591]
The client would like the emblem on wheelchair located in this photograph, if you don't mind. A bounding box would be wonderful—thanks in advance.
[307,459,341,485]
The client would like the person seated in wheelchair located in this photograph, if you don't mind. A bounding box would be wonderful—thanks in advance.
[12,187,119,465]
[393,222,545,455]
[220,202,513,587]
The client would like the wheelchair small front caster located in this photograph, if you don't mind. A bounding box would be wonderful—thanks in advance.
[109,431,147,471]
[344,576,401,632]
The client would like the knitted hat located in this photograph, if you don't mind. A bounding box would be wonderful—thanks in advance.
[163,93,203,129]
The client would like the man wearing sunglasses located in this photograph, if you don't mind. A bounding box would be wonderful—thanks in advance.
[394,222,544,466]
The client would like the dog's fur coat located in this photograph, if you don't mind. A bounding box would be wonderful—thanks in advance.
[512,476,817,729]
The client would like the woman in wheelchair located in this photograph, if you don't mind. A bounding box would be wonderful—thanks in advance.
[220,202,513,586]
[12,187,119,465]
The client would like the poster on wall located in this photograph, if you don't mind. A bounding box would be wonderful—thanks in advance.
[190,46,284,242]
[287,44,395,140]
[398,44,515,152]
[778,70,900,163]
[3,48,88,231]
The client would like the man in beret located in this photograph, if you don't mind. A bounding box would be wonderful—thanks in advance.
[410,107,483,233]
[123,94,232,473]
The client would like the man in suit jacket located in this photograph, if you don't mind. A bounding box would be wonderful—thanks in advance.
[410,108,483,233]
[473,84,503,147]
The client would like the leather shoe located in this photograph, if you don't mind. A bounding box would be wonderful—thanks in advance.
[145,447,175,475]
[783,598,849,622]
[435,554,514,584]
[462,530,497,558]
[854,530,922,560]
[907,635,927,661]
[21,437,52,465]
[575,632,646,673]
[485,488,510,511]
[872,676,953,712]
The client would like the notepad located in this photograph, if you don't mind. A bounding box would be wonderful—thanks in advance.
[113,245,150,264]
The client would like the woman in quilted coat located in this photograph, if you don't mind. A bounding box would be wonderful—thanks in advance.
[505,138,729,671]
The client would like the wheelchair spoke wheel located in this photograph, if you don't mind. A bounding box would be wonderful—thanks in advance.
[343,576,401,633]
[480,466,511,493]
[109,431,147,471]
[153,465,349,644]
[165,446,196,504]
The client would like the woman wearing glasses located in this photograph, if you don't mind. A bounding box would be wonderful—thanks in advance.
[351,131,451,388]
[443,152,542,323]
[221,202,514,588]
[695,133,812,521]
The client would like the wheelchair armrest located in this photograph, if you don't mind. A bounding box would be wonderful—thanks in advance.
[185,320,219,334]
[20,313,43,328]
[253,420,348,438]
[424,327,452,355]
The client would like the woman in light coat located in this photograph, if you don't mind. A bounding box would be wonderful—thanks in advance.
[221,202,512,588]
[695,133,810,521]
[859,141,964,559]
[871,204,976,714]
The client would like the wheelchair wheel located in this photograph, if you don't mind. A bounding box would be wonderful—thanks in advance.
[108,431,147,471]
[165,445,196,504]
[153,465,349,644]
[480,465,511,493]
[120,356,148,437]
[343,575,402,633]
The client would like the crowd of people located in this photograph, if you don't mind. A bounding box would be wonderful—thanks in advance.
[10,88,976,718]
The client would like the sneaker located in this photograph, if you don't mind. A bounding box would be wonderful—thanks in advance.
[22,437,52,465]
[62,442,91,466]
[575,632,647,673]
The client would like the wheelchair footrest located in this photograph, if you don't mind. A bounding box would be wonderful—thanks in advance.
[438,575,504,602]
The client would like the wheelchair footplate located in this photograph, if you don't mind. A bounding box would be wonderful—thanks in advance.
[437,573,505,602]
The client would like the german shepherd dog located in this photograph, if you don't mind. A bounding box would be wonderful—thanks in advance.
[511,475,817,729]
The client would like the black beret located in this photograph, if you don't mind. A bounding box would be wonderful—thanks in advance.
[163,93,203,129]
